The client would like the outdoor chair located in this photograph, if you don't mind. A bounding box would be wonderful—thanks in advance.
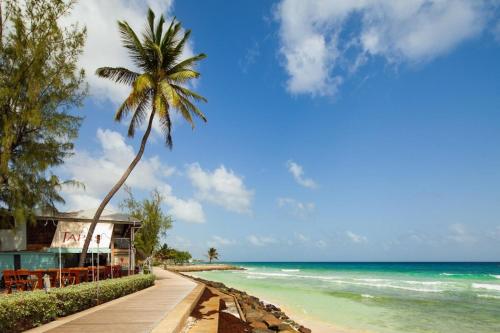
[16,269,37,291]
[61,270,76,287]
[3,270,18,293]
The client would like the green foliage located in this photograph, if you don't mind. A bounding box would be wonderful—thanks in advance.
[96,8,207,148]
[0,274,155,332]
[156,243,192,264]
[121,187,173,259]
[0,0,87,223]
[208,247,219,263]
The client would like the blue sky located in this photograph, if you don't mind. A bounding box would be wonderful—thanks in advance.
[59,0,500,261]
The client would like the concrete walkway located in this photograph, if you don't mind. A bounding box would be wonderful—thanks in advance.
[28,268,201,333]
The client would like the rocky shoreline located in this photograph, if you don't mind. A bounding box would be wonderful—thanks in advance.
[186,275,312,333]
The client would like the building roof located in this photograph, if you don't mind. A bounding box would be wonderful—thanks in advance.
[37,208,141,225]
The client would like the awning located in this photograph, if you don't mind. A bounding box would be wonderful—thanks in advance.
[50,221,113,252]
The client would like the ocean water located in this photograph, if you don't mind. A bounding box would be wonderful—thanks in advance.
[190,262,500,333]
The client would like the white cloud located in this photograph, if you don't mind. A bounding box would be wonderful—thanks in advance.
[286,160,317,189]
[447,223,477,244]
[187,163,254,213]
[346,230,368,243]
[207,235,236,247]
[65,0,198,107]
[278,197,315,219]
[275,0,490,96]
[64,0,175,104]
[59,128,205,223]
[494,21,500,42]
[295,232,310,242]
[316,240,328,248]
[247,235,278,247]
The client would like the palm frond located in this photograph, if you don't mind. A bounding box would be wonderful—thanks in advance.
[118,21,150,70]
[168,53,207,73]
[155,14,165,45]
[168,69,199,83]
[128,97,150,137]
[159,81,181,108]
[95,67,139,86]
[115,89,149,123]
[159,106,173,148]
[178,95,207,123]
[172,84,207,103]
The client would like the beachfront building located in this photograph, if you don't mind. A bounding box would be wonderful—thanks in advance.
[0,209,141,278]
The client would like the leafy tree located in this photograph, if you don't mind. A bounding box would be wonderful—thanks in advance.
[155,243,192,265]
[207,247,219,263]
[120,187,172,259]
[79,8,207,266]
[0,0,86,223]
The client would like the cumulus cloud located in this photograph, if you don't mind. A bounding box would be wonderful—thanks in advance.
[286,160,317,189]
[247,235,278,247]
[447,223,477,244]
[207,235,236,247]
[278,197,315,219]
[63,0,173,104]
[59,128,205,223]
[275,0,491,96]
[346,230,368,243]
[316,240,328,248]
[187,163,254,213]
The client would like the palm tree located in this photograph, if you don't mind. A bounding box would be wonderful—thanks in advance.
[207,247,219,264]
[78,9,207,266]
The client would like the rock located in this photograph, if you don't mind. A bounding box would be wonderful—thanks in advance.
[252,329,275,333]
[250,321,268,329]
[245,310,264,323]
[298,326,312,333]
[277,323,296,331]
[262,314,282,328]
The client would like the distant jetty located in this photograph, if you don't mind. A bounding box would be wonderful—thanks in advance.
[165,264,244,272]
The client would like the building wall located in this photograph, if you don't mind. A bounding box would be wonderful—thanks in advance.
[0,252,57,279]
[0,222,27,251]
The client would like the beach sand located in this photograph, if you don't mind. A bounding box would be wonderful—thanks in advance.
[281,305,372,333]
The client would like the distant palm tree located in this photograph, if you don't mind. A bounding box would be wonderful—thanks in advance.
[78,9,207,266]
[208,247,219,264]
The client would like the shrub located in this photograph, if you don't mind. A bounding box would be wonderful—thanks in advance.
[0,274,155,332]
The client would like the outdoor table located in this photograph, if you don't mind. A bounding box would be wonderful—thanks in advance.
[68,268,89,284]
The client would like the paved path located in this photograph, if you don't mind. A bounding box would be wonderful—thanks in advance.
[30,268,198,333]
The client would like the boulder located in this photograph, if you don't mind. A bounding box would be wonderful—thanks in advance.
[262,314,282,328]
[250,321,268,329]
[252,329,275,333]
[298,326,312,333]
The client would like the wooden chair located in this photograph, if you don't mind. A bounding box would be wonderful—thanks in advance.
[15,269,37,291]
[60,269,76,287]
[3,270,18,293]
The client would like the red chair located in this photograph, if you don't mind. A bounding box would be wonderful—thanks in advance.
[16,269,37,291]
[3,270,18,293]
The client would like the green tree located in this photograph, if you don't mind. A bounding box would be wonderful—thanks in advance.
[121,187,172,259]
[79,8,207,266]
[0,0,86,223]
[207,247,219,263]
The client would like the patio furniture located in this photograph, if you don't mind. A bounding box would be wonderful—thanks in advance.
[3,270,18,293]
[16,269,37,291]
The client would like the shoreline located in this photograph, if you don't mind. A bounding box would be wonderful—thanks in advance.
[183,273,368,333]
[164,264,244,272]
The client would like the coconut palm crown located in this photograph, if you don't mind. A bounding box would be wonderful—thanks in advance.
[208,247,219,263]
[78,9,207,266]
[97,9,207,145]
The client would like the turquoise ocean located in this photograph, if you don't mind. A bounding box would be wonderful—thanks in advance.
[190,262,500,333]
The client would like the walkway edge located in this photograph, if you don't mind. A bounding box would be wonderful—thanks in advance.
[151,282,205,333]
[25,283,157,333]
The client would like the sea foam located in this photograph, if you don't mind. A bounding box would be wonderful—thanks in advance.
[472,283,500,292]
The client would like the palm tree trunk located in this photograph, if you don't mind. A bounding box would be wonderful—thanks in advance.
[78,108,156,267]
